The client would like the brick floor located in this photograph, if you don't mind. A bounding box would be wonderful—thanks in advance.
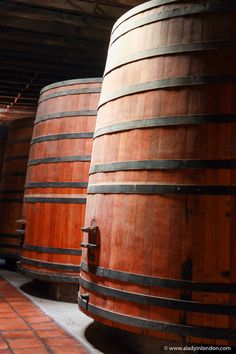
[0,276,89,354]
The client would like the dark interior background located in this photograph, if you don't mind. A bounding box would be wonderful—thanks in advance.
[0,0,144,122]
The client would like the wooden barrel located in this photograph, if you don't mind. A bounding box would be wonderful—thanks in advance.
[0,118,34,261]
[19,78,102,283]
[79,0,236,346]
[0,126,9,177]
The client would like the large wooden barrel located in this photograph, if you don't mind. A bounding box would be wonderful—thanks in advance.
[0,126,9,177]
[19,78,102,283]
[79,0,236,346]
[0,118,34,261]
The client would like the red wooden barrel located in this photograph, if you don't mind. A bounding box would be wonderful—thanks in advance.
[79,0,236,346]
[0,126,8,177]
[0,118,34,261]
[19,78,102,283]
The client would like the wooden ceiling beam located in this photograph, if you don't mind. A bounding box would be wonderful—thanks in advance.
[0,90,39,97]
[0,14,109,41]
[3,0,136,18]
[0,1,114,29]
[0,64,100,77]
[0,61,102,76]
[0,80,46,87]
[0,49,106,69]
[1,96,38,103]
[0,39,107,65]
[0,99,36,105]
[0,69,100,81]
[0,27,106,51]
[0,74,99,88]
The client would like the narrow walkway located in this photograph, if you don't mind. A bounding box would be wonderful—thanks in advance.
[0,275,89,354]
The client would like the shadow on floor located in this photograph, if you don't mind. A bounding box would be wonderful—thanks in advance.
[85,322,139,354]
[20,279,59,301]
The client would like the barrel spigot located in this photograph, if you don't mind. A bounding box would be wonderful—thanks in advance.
[80,293,89,301]
[16,219,26,225]
[15,229,25,235]
[81,225,98,233]
[80,242,98,248]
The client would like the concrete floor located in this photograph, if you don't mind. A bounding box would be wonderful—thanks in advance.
[0,267,139,354]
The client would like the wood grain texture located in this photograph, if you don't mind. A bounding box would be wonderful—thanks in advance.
[79,0,236,345]
[0,118,34,260]
[20,78,101,282]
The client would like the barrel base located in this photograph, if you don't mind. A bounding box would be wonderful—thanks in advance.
[18,266,79,302]
[47,281,79,303]
[19,278,78,303]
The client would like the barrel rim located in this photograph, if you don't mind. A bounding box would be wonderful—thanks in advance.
[39,88,101,104]
[111,0,177,35]
[40,77,103,95]
[109,1,236,52]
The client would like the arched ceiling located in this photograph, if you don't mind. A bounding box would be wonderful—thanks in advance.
[0,0,144,122]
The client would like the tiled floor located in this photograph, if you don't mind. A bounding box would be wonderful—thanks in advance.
[0,276,89,354]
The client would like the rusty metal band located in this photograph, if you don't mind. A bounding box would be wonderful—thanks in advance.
[94,114,236,138]
[90,160,236,174]
[99,76,236,107]
[31,132,94,145]
[25,182,88,189]
[39,88,101,104]
[112,0,177,33]
[4,154,28,162]
[81,261,236,293]
[111,2,236,46]
[23,197,86,204]
[87,184,236,195]
[78,295,236,340]
[35,110,97,124]
[105,41,236,76]
[18,266,80,283]
[23,244,82,256]
[79,276,236,315]
[28,155,91,166]
[21,257,81,271]
[40,77,102,94]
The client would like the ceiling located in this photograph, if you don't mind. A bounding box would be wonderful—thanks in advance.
[0,0,144,122]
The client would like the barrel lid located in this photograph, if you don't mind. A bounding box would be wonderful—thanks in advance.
[111,0,177,35]
[40,78,103,95]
